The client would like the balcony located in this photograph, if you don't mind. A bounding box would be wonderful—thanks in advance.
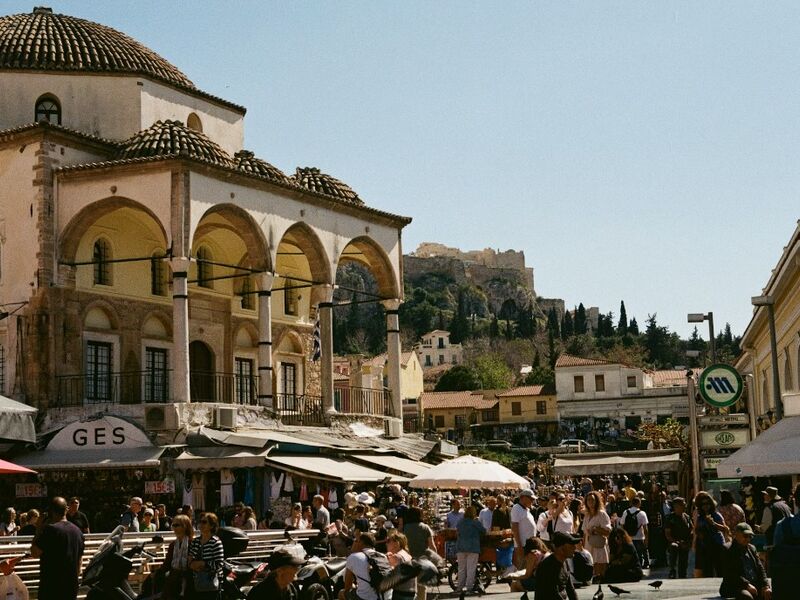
[54,373,393,426]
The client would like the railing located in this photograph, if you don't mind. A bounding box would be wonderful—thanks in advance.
[275,393,326,426]
[55,371,171,407]
[0,528,319,600]
[189,371,259,405]
[335,385,393,417]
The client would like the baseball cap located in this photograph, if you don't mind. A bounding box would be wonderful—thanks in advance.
[735,522,755,536]
[143,508,154,516]
[552,531,582,547]
[519,489,537,499]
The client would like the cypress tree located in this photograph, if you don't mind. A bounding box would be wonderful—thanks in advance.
[562,310,574,339]
[617,301,628,335]
[629,317,639,336]
[575,303,587,334]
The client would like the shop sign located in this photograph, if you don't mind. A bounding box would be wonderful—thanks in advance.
[698,413,749,427]
[16,483,47,498]
[49,416,153,450]
[703,457,724,470]
[145,480,175,495]
[700,428,750,449]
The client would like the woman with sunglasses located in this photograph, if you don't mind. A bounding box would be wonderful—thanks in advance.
[189,513,225,600]
[157,514,193,600]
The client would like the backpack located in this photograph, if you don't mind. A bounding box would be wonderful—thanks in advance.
[624,509,641,537]
[359,549,393,597]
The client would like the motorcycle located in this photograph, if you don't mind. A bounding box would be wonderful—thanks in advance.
[291,555,347,600]
[82,526,164,600]
[217,527,268,600]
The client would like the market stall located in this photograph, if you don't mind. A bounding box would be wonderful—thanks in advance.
[551,449,681,476]
[717,416,800,477]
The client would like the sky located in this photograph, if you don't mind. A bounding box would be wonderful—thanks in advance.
[6,1,800,339]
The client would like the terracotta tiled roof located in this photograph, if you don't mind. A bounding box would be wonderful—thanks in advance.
[555,354,615,368]
[420,391,498,410]
[114,120,234,167]
[497,385,546,397]
[290,167,363,205]
[368,352,415,367]
[233,150,289,184]
[0,8,193,88]
[649,369,687,387]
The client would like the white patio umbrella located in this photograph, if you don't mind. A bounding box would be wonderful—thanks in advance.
[408,454,529,490]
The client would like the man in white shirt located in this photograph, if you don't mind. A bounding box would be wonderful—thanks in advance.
[511,489,537,568]
[340,533,380,600]
[479,496,496,531]
[623,496,650,568]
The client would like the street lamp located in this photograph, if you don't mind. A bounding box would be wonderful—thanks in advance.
[688,312,716,363]
[751,295,783,421]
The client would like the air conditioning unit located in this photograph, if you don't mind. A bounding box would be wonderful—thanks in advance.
[214,406,237,430]
[384,418,403,439]
[144,405,180,431]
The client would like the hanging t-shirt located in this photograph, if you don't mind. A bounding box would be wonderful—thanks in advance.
[220,469,235,507]
[270,472,284,500]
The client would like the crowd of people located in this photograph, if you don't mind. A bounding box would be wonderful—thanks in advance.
[1,476,800,600]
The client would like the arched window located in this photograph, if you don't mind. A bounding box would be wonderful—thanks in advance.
[35,94,61,125]
[93,238,112,285]
[237,275,254,310]
[187,112,203,132]
[151,250,168,296]
[784,353,794,391]
[196,246,213,288]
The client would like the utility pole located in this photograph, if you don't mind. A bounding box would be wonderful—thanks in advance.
[687,372,701,495]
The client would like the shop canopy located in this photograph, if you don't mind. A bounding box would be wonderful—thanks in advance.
[174,447,272,470]
[552,449,681,476]
[349,454,432,477]
[408,455,529,489]
[0,395,36,443]
[17,447,164,470]
[717,416,800,478]
[264,453,409,483]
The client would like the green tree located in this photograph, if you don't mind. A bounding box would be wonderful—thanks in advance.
[561,310,574,339]
[547,307,560,338]
[523,365,555,387]
[434,365,482,391]
[575,303,587,334]
[617,301,628,335]
[472,354,514,389]
[629,317,640,336]
[448,288,470,343]
[548,329,559,370]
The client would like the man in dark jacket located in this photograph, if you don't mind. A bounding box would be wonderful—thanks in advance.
[719,522,771,600]
[758,486,792,547]
[249,549,305,600]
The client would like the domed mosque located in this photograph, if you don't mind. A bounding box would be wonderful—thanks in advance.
[0,6,412,488]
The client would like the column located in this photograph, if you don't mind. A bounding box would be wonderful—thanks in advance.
[171,257,191,403]
[257,273,274,409]
[383,299,403,423]
[317,284,335,414]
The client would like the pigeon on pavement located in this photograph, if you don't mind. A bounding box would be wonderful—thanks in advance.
[648,580,664,590]
[608,585,631,596]
[592,584,604,600]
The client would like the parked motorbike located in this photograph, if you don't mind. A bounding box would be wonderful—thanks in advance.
[83,526,164,600]
[291,555,347,600]
[217,527,268,600]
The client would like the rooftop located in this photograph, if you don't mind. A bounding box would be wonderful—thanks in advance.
[555,353,616,368]
[420,390,498,410]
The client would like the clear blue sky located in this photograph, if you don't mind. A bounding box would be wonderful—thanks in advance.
[8,1,800,339]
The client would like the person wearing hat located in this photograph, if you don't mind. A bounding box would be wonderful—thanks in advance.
[141,508,157,532]
[719,522,771,600]
[533,531,580,600]
[511,489,538,568]
[757,486,792,548]
[249,549,305,600]
[664,497,693,579]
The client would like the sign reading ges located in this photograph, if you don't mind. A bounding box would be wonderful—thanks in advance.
[73,426,125,447]
[699,364,743,408]
[48,416,154,451]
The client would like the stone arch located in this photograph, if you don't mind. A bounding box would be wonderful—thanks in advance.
[60,197,169,264]
[337,235,400,299]
[234,322,259,348]
[141,310,172,339]
[275,329,305,355]
[275,222,332,286]
[81,300,120,331]
[192,203,270,271]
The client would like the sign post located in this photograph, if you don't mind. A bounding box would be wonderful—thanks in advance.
[687,373,701,497]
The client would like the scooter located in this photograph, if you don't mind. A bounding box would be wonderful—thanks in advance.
[82,526,164,600]
[217,527,268,600]
[291,555,347,600]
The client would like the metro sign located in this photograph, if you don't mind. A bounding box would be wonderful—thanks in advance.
[698,364,743,408]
